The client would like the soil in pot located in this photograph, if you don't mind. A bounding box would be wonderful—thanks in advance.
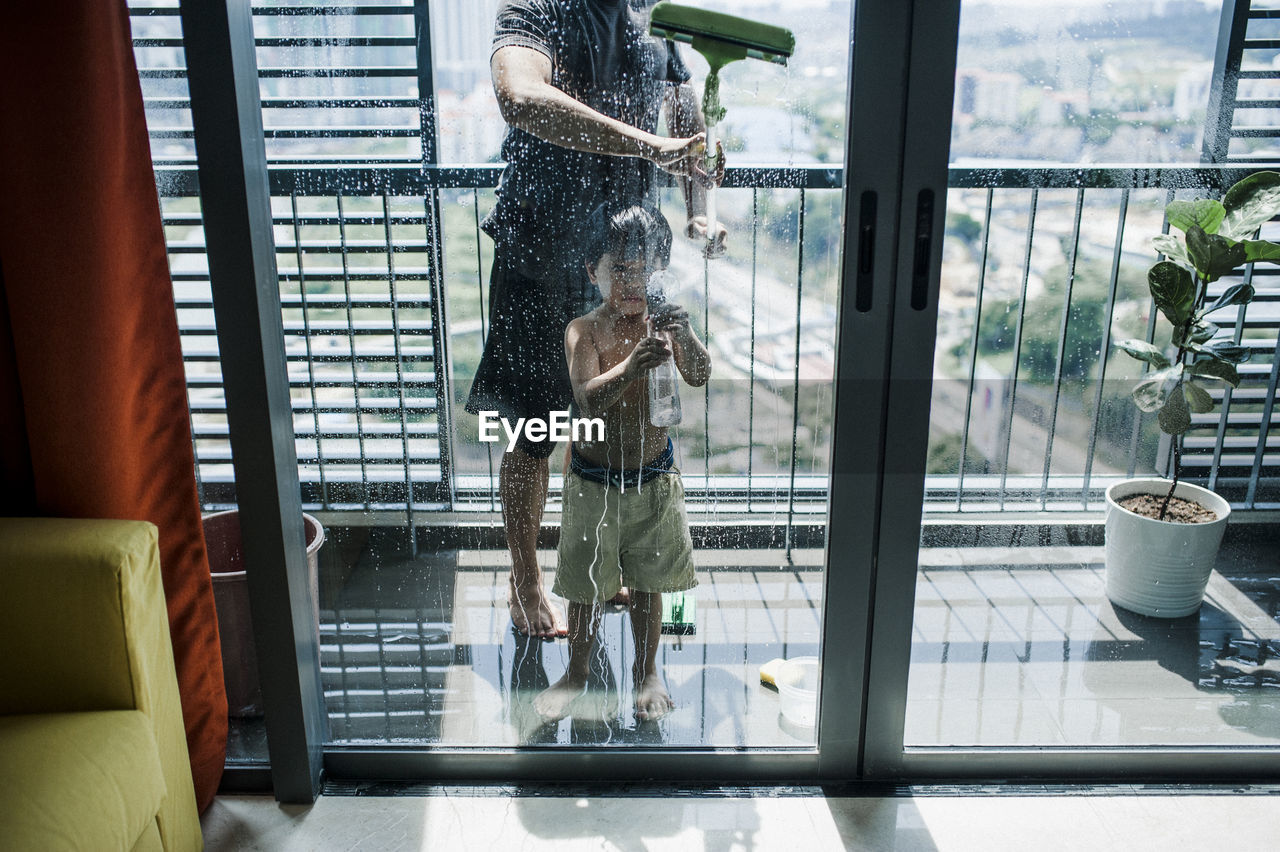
[1117,493,1218,524]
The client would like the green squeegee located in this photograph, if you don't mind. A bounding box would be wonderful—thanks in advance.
[649,1,795,255]
[661,590,696,635]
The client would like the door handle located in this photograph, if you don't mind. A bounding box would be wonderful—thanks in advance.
[856,190,876,313]
[910,189,934,311]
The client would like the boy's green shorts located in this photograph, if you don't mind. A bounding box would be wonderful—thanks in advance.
[554,468,696,604]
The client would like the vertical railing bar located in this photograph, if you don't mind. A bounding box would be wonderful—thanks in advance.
[1040,186,1085,510]
[293,191,328,509]
[999,189,1038,510]
[748,188,758,512]
[956,187,994,511]
[472,188,496,510]
[1246,333,1280,508]
[414,602,431,732]
[375,607,393,743]
[334,601,351,738]
[422,188,456,512]
[383,194,417,552]
[337,191,372,508]
[703,251,711,487]
[1209,257,1254,493]
[1129,188,1175,477]
[785,188,806,561]
[1083,188,1129,508]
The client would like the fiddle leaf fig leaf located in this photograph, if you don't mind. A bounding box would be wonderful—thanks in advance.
[1188,358,1241,387]
[1191,320,1219,343]
[1240,239,1280,264]
[1132,364,1185,413]
[1220,170,1280,240]
[1174,320,1219,347]
[1114,338,1171,368]
[1186,225,1248,282]
[1158,380,1192,435]
[1151,233,1191,267]
[1201,282,1256,316]
[1148,261,1195,325]
[1204,340,1252,363]
[1166,199,1225,235]
[1191,340,1252,363]
[1184,380,1215,414]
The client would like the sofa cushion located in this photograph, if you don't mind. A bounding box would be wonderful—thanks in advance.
[0,711,166,852]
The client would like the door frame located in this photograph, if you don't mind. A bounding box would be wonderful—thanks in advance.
[859,0,1280,782]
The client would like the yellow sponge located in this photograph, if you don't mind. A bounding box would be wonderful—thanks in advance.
[759,657,785,688]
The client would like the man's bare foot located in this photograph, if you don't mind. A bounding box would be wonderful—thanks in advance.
[509,578,568,639]
[533,674,587,721]
[634,671,674,722]
[608,587,631,607]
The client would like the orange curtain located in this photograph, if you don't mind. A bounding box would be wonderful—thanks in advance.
[0,2,226,810]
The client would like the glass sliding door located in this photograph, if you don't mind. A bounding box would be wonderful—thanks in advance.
[191,0,913,779]
[864,0,1280,778]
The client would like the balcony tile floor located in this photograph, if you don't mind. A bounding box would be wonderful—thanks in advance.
[226,530,1280,759]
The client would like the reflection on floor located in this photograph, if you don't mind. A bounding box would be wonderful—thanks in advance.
[226,527,1280,758]
[321,541,822,747]
[907,538,1280,746]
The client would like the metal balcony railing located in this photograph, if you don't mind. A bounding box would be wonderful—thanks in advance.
[155,163,1280,518]
[131,1,1280,521]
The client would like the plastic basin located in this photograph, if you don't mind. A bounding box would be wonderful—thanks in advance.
[776,656,819,728]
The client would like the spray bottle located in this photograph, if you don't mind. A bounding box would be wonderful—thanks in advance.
[646,269,682,427]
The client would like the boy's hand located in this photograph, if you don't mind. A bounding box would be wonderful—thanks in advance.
[622,335,671,382]
[650,304,693,344]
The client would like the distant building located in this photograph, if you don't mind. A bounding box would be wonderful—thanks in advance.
[430,0,500,93]
[436,84,506,163]
[956,69,1024,124]
[1173,62,1212,123]
[1038,89,1088,126]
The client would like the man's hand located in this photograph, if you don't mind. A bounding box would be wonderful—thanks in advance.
[622,335,671,382]
[685,216,728,258]
[648,133,726,188]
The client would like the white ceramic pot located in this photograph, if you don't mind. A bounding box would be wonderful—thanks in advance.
[1104,478,1230,618]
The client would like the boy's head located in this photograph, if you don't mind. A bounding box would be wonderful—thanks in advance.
[583,203,673,310]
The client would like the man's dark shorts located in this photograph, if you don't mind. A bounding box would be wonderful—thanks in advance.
[464,254,599,459]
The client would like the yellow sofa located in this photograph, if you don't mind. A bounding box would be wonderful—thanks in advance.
[0,518,202,851]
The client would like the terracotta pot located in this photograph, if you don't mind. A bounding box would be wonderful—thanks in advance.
[204,510,324,717]
[1104,478,1229,618]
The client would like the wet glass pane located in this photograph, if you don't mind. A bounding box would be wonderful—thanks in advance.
[907,1,1280,748]
[278,0,852,749]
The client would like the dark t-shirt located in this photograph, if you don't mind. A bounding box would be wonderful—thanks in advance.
[484,0,690,280]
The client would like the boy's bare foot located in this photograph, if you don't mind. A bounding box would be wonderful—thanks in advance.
[533,674,587,721]
[634,672,674,722]
[509,578,568,639]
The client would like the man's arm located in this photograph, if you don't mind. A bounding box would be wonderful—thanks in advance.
[493,46,709,179]
[566,318,670,416]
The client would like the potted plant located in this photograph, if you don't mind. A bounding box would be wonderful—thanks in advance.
[1107,170,1280,618]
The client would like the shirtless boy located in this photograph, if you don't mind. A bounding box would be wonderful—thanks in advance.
[534,203,711,723]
